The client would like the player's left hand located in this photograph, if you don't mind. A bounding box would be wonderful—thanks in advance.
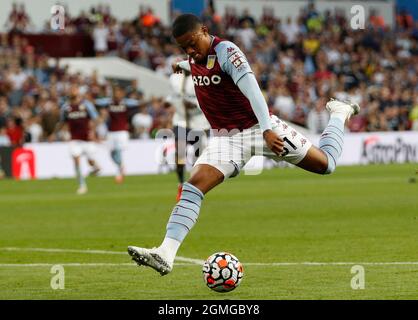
[263,130,284,156]
[172,63,182,74]
[183,100,197,110]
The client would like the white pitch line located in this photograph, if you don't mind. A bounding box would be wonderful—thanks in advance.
[244,262,418,266]
[1,247,418,266]
[0,247,126,255]
[0,247,203,265]
[0,263,195,267]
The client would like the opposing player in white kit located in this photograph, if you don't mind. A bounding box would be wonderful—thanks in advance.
[166,68,210,200]
[95,86,140,183]
[128,14,360,275]
[57,85,101,195]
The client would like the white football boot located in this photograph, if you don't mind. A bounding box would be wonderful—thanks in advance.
[76,185,88,195]
[325,98,360,123]
[128,246,173,276]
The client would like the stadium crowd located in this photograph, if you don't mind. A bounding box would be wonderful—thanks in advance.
[0,2,418,147]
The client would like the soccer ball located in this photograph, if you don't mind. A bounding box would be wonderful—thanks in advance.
[202,252,244,292]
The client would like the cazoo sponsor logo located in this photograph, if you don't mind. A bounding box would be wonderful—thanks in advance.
[361,136,417,164]
[193,75,221,86]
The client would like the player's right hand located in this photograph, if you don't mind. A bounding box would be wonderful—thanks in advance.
[263,130,284,156]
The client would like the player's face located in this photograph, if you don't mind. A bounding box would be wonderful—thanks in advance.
[175,25,211,63]
[69,86,79,99]
[114,88,124,101]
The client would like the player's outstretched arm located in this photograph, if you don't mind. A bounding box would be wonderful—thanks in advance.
[49,104,69,141]
[237,73,284,156]
[216,41,284,155]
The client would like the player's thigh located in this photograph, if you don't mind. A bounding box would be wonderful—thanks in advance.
[83,142,97,160]
[115,131,129,150]
[194,135,245,181]
[265,120,312,165]
[188,164,224,195]
[69,140,83,158]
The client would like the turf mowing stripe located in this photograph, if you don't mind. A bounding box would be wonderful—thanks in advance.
[1,247,418,266]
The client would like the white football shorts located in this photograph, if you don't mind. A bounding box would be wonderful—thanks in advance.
[108,130,129,150]
[194,115,312,179]
[69,140,97,159]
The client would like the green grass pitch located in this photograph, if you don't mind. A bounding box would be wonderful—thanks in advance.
[0,163,417,299]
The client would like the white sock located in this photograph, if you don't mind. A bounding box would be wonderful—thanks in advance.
[330,111,348,124]
[158,237,181,264]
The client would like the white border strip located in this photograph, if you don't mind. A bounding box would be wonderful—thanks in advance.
[1,247,418,266]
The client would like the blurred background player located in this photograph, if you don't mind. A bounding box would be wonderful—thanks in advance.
[95,85,140,183]
[55,84,101,194]
[166,65,210,200]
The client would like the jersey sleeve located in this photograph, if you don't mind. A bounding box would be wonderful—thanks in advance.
[166,74,180,104]
[84,100,99,120]
[123,98,140,108]
[60,104,68,122]
[94,97,111,108]
[214,41,253,84]
[178,60,191,72]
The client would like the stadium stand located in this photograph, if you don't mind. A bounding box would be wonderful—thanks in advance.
[0,1,417,149]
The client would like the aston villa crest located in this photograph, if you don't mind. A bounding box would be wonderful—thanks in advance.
[206,55,216,69]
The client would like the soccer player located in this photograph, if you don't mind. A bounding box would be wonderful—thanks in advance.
[166,67,210,200]
[128,14,360,275]
[56,84,101,195]
[95,86,139,183]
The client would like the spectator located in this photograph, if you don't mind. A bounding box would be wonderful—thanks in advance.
[409,96,418,131]
[273,86,295,121]
[239,9,255,28]
[307,98,330,134]
[6,117,24,146]
[236,20,257,51]
[397,9,414,30]
[369,9,385,29]
[26,115,43,142]
[132,105,153,139]
[7,62,28,107]
[0,1,416,140]
[93,20,109,56]
[0,96,10,128]
[281,17,300,46]
[0,126,11,146]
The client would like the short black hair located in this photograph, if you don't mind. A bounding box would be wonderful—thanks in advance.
[172,14,202,38]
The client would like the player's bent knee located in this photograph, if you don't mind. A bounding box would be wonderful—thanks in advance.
[297,147,331,175]
[188,164,224,194]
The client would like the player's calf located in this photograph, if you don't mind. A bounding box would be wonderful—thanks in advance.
[318,99,360,174]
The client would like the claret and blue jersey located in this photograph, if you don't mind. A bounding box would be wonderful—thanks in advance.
[95,97,140,132]
[189,36,259,131]
[60,100,98,141]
